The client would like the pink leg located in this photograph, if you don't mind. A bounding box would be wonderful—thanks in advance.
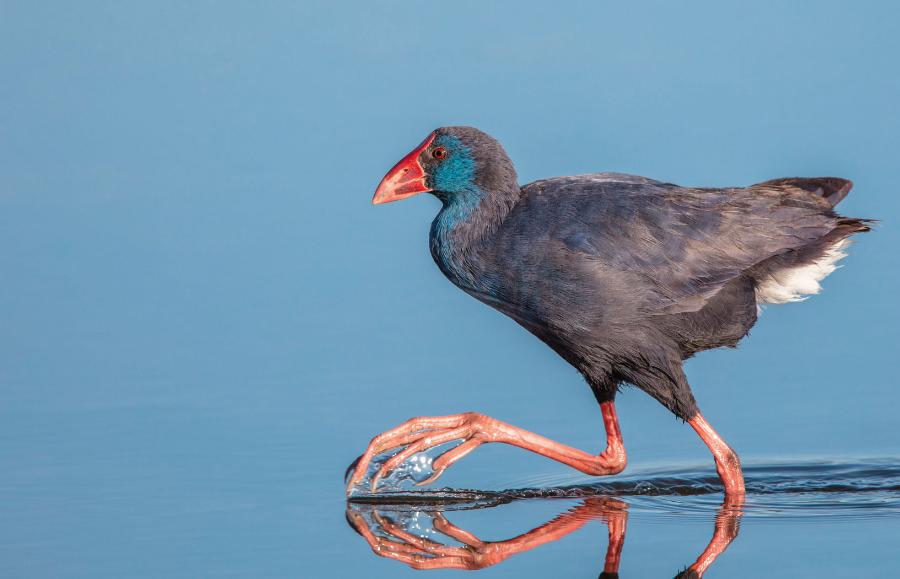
[688,413,745,495]
[346,401,627,494]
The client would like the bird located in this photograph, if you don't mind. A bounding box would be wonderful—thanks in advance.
[346,126,871,496]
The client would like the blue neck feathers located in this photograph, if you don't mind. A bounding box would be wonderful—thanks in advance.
[430,186,483,287]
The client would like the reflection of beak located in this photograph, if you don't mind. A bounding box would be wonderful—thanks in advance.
[372,133,435,204]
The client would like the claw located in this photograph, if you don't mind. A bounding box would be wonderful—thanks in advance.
[345,509,365,537]
[415,468,445,487]
[344,455,363,485]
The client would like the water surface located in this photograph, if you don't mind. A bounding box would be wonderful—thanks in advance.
[348,460,900,576]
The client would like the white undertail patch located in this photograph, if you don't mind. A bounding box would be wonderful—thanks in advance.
[755,239,851,305]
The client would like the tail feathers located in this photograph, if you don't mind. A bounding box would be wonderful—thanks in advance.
[753,219,871,305]
[749,176,871,304]
[754,177,854,207]
[835,216,873,234]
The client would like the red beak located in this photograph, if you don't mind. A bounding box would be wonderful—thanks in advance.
[372,133,435,205]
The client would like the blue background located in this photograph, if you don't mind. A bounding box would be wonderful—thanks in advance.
[1,1,897,577]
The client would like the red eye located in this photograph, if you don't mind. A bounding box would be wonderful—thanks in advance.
[432,147,448,160]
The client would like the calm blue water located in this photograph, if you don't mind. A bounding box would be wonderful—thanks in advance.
[2,2,899,577]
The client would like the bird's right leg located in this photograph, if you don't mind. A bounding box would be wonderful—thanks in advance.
[621,355,746,496]
[345,401,627,494]
[688,412,745,495]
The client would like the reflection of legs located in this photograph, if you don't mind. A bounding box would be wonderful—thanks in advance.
[346,497,629,572]
[346,401,627,493]
[599,498,627,577]
[679,495,744,578]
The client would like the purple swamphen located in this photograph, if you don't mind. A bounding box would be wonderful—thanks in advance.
[347,126,871,496]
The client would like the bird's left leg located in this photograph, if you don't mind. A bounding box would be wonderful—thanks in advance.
[346,401,627,494]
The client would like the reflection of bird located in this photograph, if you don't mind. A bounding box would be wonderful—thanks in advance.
[347,497,629,572]
[346,494,743,577]
[347,126,870,496]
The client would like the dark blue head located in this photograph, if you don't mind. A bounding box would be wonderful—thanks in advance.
[428,133,477,197]
[372,126,517,207]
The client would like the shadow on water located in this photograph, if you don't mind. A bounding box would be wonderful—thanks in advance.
[346,459,900,577]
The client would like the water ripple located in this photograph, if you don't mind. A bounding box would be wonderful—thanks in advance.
[349,458,900,521]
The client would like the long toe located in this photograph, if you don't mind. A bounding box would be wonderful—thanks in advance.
[344,455,363,484]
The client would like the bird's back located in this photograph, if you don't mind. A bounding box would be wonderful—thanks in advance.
[473,173,868,359]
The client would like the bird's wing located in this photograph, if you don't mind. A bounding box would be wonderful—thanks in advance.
[515,174,846,315]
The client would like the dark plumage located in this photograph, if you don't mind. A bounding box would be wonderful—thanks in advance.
[349,126,871,496]
[424,127,868,419]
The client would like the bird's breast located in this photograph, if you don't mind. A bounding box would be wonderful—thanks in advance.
[429,222,474,290]
[429,204,499,294]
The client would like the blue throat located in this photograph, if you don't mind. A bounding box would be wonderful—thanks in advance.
[431,185,484,286]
